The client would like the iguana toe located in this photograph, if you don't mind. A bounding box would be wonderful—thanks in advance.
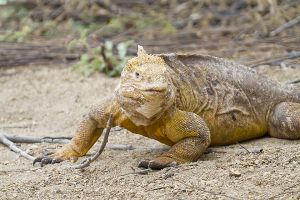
[138,156,178,170]
[33,155,63,167]
[33,144,80,167]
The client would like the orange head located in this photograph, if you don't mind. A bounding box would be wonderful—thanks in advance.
[116,45,176,126]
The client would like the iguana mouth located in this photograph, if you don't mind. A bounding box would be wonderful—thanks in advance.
[137,83,168,93]
[118,83,168,101]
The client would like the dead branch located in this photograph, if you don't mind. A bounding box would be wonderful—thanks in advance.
[204,147,263,155]
[3,134,71,144]
[72,114,113,169]
[235,147,263,154]
[0,42,82,67]
[5,133,135,150]
[236,142,250,153]
[0,133,36,161]
[0,133,138,151]
[120,168,153,176]
[270,15,300,36]
[287,79,300,84]
[236,142,263,154]
[1,132,263,154]
[250,51,300,67]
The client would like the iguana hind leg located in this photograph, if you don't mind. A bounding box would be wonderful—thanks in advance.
[268,102,300,139]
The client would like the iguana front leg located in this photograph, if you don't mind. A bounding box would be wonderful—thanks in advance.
[139,109,211,169]
[33,97,115,166]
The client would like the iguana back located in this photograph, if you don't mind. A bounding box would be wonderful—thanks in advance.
[161,53,300,145]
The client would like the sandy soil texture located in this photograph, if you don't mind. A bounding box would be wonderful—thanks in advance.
[0,64,299,200]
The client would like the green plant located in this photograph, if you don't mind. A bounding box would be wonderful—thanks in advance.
[0,24,35,42]
[72,40,133,77]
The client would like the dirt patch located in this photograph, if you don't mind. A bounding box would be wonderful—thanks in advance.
[0,64,299,200]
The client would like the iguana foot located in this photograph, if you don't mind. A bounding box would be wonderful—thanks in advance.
[33,144,80,167]
[33,154,63,167]
[138,156,178,170]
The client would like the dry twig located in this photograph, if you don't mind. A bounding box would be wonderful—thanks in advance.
[287,79,300,84]
[0,133,36,161]
[4,134,71,144]
[0,42,82,67]
[120,168,153,176]
[250,51,300,67]
[72,115,113,169]
[270,15,300,36]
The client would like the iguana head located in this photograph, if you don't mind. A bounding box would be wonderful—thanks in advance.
[116,45,176,126]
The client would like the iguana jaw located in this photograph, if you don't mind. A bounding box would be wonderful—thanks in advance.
[115,83,175,126]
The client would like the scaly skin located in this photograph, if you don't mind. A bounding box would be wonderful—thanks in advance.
[34,46,300,169]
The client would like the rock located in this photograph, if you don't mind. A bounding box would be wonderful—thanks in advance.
[229,169,241,177]
[3,161,9,165]
[248,166,255,172]
[163,172,174,179]
[54,189,62,194]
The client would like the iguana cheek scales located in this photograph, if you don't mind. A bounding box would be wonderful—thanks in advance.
[36,46,300,170]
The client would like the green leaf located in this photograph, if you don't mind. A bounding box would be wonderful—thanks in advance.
[80,54,89,63]
[91,46,101,56]
[104,41,113,51]
[117,40,133,59]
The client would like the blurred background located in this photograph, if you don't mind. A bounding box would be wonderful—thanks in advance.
[0,2,300,198]
[0,0,299,77]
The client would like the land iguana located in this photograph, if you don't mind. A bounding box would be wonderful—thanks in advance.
[34,46,300,169]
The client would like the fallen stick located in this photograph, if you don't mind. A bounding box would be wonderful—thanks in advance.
[0,134,36,161]
[251,51,300,67]
[270,15,300,36]
[1,130,262,164]
[3,133,136,150]
[204,147,263,155]
[287,79,300,84]
[2,133,262,154]
[4,134,71,144]
[1,133,138,151]
[72,115,113,169]
[120,168,153,176]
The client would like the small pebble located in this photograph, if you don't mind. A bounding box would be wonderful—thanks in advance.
[163,172,174,179]
[229,169,241,177]
[55,189,62,194]
[3,161,9,165]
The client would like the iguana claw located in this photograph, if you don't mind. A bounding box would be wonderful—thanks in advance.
[33,156,62,167]
[33,151,63,167]
[138,157,178,170]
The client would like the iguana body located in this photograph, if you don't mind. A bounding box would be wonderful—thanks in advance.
[35,46,300,169]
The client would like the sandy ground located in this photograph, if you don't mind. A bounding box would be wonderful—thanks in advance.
[0,63,299,200]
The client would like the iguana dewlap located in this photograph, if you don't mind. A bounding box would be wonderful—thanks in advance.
[35,46,300,169]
